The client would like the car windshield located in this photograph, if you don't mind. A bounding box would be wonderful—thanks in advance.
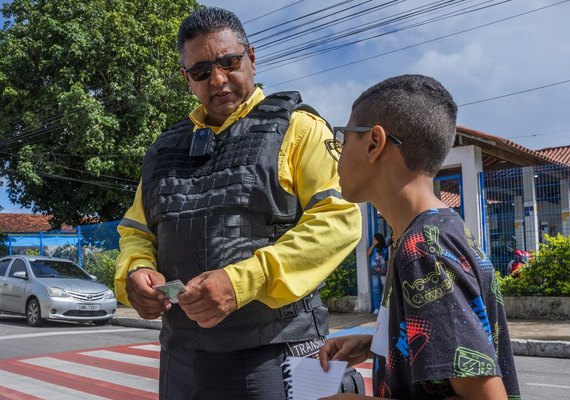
[29,260,91,279]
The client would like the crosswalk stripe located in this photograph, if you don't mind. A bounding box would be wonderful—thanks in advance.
[0,385,43,400]
[0,328,143,341]
[80,350,160,368]
[20,357,159,393]
[0,368,108,400]
[132,344,161,352]
[356,367,373,379]
[1,359,156,400]
[0,342,373,399]
[51,352,158,379]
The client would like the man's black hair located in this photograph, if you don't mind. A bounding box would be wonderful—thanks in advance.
[177,7,249,64]
[352,74,457,176]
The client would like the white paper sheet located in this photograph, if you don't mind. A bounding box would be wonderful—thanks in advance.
[282,356,348,400]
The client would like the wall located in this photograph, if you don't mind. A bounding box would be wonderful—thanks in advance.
[504,296,570,320]
[327,296,570,321]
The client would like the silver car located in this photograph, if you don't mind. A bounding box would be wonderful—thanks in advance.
[0,255,117,326]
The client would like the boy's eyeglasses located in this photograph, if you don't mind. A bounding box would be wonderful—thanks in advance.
[325,126,403,162]
[184,48,248,81]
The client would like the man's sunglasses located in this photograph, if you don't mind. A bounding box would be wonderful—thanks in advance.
[325,126,403,162]
[184,48,249,81]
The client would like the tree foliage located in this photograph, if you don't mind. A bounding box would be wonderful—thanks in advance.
[0,229,8,256]
[0,0,200,227]
[321,252,357,301]
[499,234,570,296]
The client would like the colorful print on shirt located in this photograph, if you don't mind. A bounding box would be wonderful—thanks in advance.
[372,208,520,399]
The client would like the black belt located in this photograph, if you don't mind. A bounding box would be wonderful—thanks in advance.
[278,291,323,319]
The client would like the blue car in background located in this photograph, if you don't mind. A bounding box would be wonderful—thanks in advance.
[0,255,116,326]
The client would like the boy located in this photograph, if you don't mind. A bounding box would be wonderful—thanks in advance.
[319,75,520,399]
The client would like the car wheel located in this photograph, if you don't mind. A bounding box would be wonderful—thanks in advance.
[93,319,110,326]
[26,298,45,327]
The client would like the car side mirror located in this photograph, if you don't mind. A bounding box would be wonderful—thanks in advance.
[89,274,98,281]
[13,271,28,279]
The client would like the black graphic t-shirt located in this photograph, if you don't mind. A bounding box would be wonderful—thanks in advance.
[371,208,520,399]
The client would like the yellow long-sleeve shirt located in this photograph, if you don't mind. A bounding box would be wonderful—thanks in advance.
[115,88,361,309]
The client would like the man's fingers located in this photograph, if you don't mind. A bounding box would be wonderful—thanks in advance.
[178,284,203,304]
[180,297,226,327]
[180,298,209,316]
[195,315,222,329]
[125,269,170,319]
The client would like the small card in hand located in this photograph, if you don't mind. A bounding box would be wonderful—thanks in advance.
[154,280,186,304]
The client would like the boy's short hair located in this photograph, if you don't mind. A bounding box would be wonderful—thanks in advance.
[352,74,457,176]
[177,7,249,64]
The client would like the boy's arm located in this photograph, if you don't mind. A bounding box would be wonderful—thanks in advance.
[447,376,508,399]
[318,335,374,371]
[318,377,507,400]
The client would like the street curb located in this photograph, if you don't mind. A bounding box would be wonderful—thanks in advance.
[110,317,570,359]
[511,338,570,359]
[110,317,161,330]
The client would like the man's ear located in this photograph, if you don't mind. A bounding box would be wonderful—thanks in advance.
[180,68,195,95]
[368,125,387,163]
[248,45,256,76]
[180,68,191,85]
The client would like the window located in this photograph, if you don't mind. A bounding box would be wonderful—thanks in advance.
[0,260,10,277]
[30,260,89,279]
[8,259,28,277]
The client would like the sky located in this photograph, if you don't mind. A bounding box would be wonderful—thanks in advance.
[1,0,569,213]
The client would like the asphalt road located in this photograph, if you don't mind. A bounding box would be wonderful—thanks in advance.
[1,314,569,399]
[0,314,159,359]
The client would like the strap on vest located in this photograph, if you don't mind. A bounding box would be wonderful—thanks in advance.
[247,91,302,120]
[279,292,324,319]
[278,282,326,319]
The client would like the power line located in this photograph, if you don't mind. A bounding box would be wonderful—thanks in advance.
[36,171,136,192]
[458,79,570,107]
[248,0,365,38]
[508,128,570,139]
[258,0,507,71]
[242,0,305,25]
[253,0,390,49]
[264,0,569,89]
[1,167,137,192]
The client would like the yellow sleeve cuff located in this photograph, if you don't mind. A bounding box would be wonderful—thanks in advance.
[127,263,156,275]
[224,258,266,309]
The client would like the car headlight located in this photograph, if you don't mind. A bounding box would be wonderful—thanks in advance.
[105,289,115,299]
[47,287,70,297]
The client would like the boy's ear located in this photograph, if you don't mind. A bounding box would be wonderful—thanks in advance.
[367,125,387,163]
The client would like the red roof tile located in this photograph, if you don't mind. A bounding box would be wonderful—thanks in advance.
[439,191,460,208]
[456,125,565,166]
[0,214,75,233]
[536,145,570,166]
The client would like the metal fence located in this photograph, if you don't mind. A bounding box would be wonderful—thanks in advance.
[4,221,120,268]
[483,163,570,274]
[5,163,569,282]
[435,173,464,219]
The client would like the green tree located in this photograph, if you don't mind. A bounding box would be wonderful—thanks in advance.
[321,251,357,301]
[0,229,8,256]
[499,234,570,296]
[0,0,199,227]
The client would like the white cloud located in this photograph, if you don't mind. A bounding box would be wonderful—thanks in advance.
[298,80,369,126]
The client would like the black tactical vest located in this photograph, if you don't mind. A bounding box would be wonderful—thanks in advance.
[141,92,329,351]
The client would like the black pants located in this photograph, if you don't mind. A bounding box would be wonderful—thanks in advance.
[159,343,288,400]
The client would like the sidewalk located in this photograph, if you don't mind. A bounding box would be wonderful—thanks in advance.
[111,305,570,358]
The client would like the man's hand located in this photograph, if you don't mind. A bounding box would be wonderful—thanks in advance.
[126,268,171,319]
[177,269,237,328]
[319,335,373,372]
